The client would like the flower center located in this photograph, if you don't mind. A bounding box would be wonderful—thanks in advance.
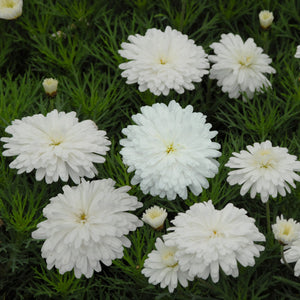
[166,142,176,154]
[162,250,178,268]
[282,223,292,236]
[76,212,88,224]
[209,229,224,238]
[238,55,253,67]
[50,139,62,146]
[1,0,15,8]
[159,58,167,65]
[149,210,161,219]
[255,149,276,169]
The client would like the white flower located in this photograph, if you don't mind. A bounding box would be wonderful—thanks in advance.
[225,140,300,203]
[0,0,22,20]
[120,100,221,200]
[141,238,192,293]
[42,78,58,96]
[164,200,265,283]
[118,26,209,96]
[283,240,300,277]
[50,30,66,40]
[259,10,274,29]
[295,45,300,59]
[272,215,300,245]
[209,33,276,99]
[32,179,143,278]
[142,206,168,230]
[1,110,111,184]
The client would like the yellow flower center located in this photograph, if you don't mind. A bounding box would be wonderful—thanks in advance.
[77,212,88,224]
[2,0,15,8]
[282,223,292,236]
[166,143,176,154]
[50,140,62,146]
[210,229,224,238]
[148,210,161,219]
[162,251,178,268]
[239,56,253,67]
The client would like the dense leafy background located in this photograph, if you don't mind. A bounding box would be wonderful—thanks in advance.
[0,0,300,299]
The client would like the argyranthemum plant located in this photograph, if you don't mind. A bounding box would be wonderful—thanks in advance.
[1,110,111,184]
[142,238,193,293]
[0,0,22,20]
[120,100,221,200]
[32,179,143,278]
[209,33,276,99]
[164,200,265,283]
[225,140,300,203]
[272,215,300,245]
[118,26,209,96]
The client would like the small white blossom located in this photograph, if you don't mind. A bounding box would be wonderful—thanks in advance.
[42,78,58,96]
[32,179,143,278]
[209,33,276,99]
[259,10,274,29]
[142,238,192,293]
[272,215,300,245]
[120,100,221,200]
[295,45,300,59]
[283,240,300,277]
[142,206,167,230]
[164,200,265,283]
[119,26,209,96]
[0,0,22,20]
[1,110,111,184]
[226,140,300,203]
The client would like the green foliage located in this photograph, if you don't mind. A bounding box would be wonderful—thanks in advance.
[0,0,300,299]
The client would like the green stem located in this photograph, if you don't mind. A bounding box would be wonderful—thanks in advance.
[266,201,271,235]
[179,0,186,31]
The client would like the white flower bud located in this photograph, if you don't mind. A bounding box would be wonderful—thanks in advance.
[42,78,58,97]
[0,0,22,20]
[142,206,167,230]
[259,10,274,30]
[272,215,300,245]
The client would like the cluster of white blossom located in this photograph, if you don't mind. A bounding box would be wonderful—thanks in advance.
[1,4,300,294]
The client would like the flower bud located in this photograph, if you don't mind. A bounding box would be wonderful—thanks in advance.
[0,0,22,20]
[42,78,58,97]
[142,206,167,230]
[259,10,274,30]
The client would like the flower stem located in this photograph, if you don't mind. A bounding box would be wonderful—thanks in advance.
[266,201,271,235]
[179,0,186,31]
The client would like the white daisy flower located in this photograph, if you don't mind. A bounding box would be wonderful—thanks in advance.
[259,10,274,30]
[225,140,300,203]
[283,240,300,277]
[209,33,276,99]
[141,238,192,293]
[295,45,300,59]
[42,78,58,96]
[164,200,265,283]
[1,110,111,184]
[32,179,143,278]
[272,215,300,245]
[0,0,22,20]
[142,205,168,230]
[118,26,209,96]
[120,100,221,200]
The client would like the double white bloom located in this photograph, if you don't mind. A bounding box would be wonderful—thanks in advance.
[226,140,300,203]
[209,33,276,99]
[1,110,111,184]
[120,100,221,200]
[32,179,143,278]
[119,26,209,96]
